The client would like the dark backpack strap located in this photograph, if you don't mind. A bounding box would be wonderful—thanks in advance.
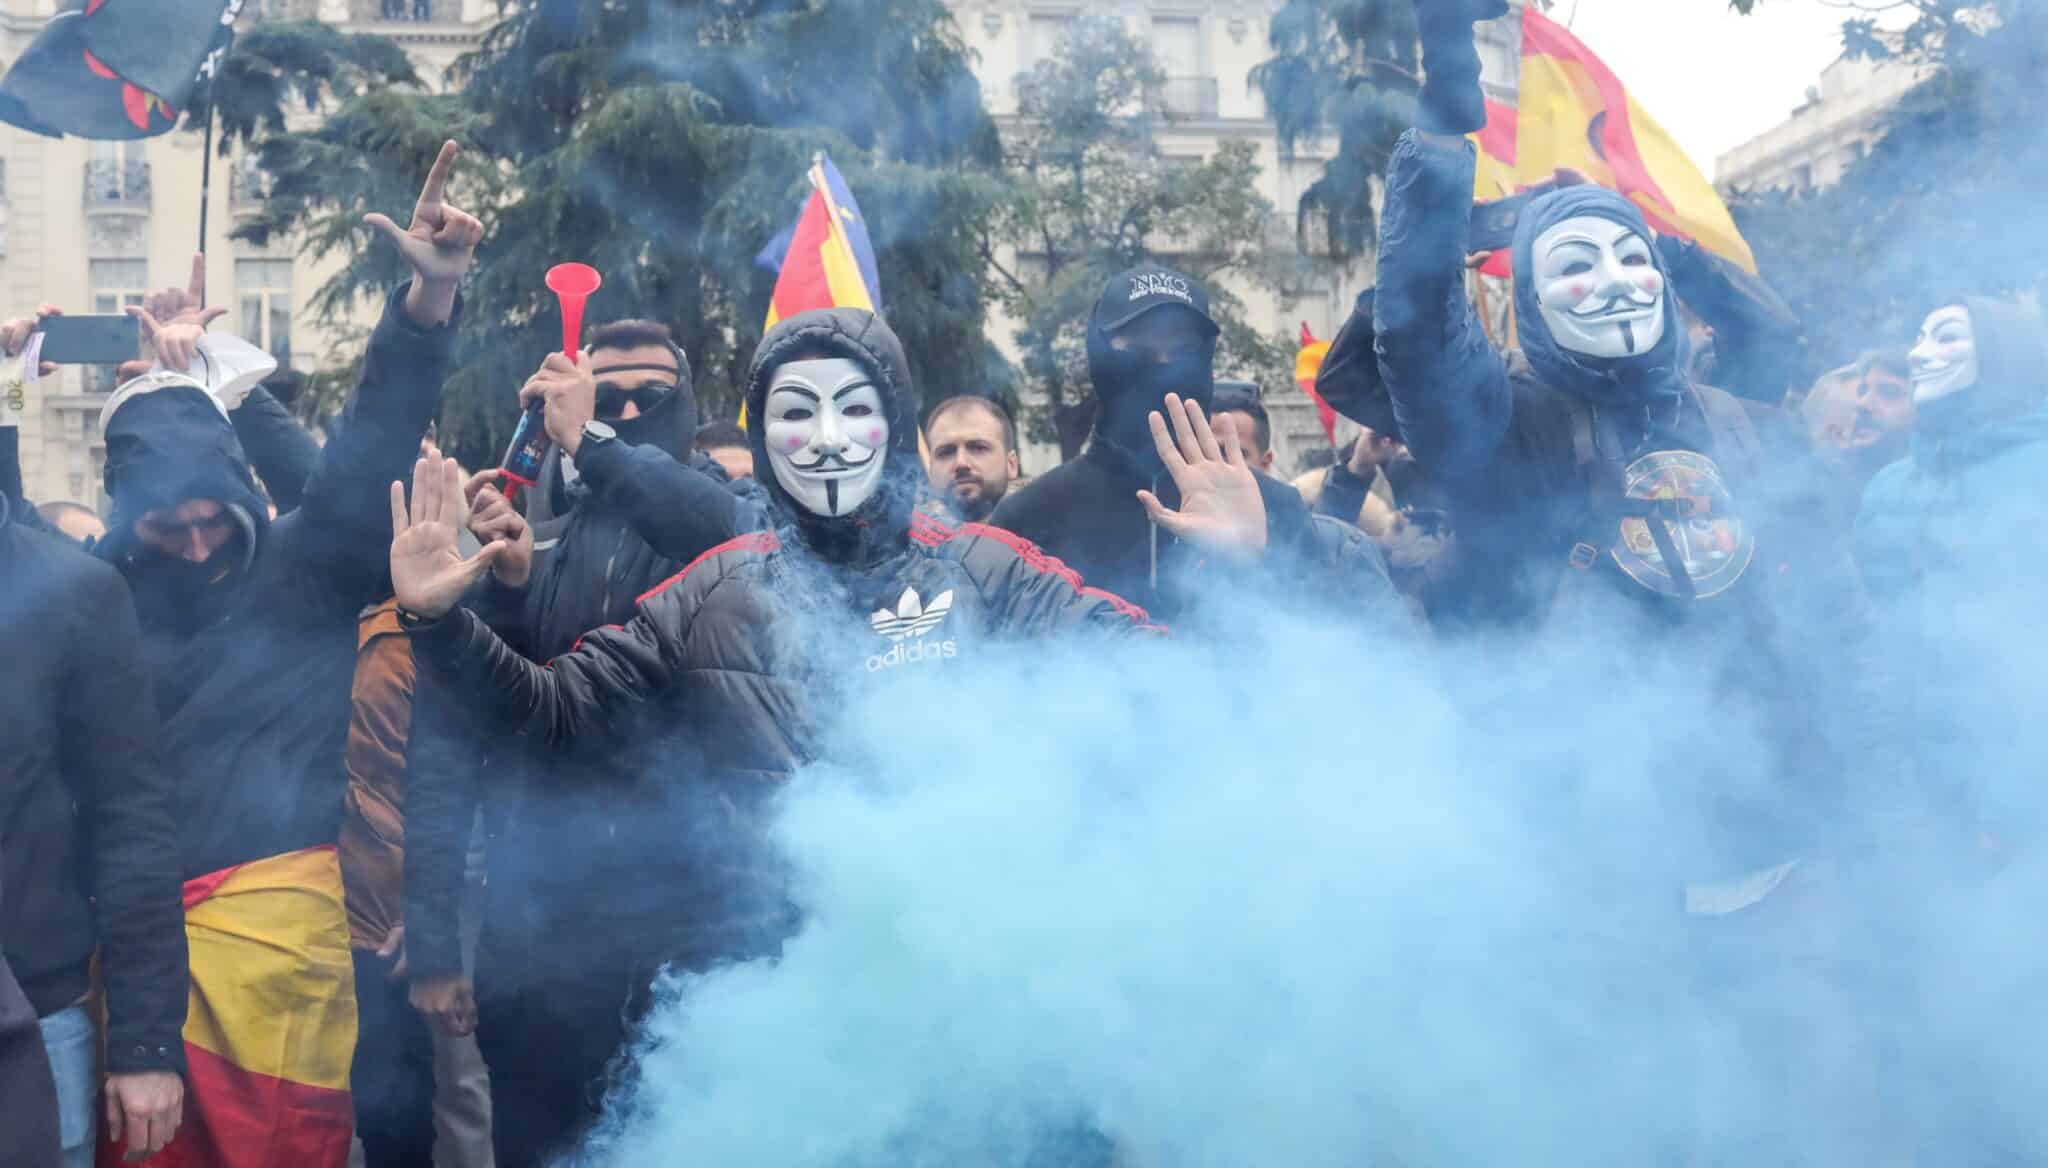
[1560,401,1700,602]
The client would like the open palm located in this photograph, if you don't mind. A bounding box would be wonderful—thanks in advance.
[1136,393,1267,557]
[391,452,504,619]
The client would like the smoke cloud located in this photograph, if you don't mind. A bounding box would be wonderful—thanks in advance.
[556,573,2047,1166]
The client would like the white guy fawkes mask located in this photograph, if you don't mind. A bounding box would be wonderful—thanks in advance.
[1909,305,1979,405]
[1532,215,1668,359]
[763,357,890,518]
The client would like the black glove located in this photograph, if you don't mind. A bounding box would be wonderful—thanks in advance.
[1416,0,1509,136]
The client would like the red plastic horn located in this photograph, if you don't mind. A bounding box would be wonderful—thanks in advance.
[545,262,603,356]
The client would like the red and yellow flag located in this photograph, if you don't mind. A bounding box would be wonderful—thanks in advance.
[745,155,884,430]
[1519,10,1756,271]
[1295,323,1338,446]
[105,847,356,1168]
[1470,8,1757,274]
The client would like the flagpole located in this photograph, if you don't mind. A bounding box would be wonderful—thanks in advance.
[196,84,216,261]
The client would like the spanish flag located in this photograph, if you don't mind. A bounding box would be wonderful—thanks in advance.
[1295,323,1338,446]
[743,154,884,430]
[104,847,356,1168]
[1470,7,1757,275]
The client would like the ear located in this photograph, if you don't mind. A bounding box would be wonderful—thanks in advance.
[1007,451,1020,477]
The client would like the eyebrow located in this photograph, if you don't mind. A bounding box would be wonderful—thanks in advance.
[832,381,876,401]
[1548,236,1600,251]
[770,385,820,402]
[1612,228,1642,247]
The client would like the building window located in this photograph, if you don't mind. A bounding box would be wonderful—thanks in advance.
[1026,12,1075,68]
[360,0,449,20]
[237,259,294,368]
[1149,16,1217,117]
[87,259,147,393]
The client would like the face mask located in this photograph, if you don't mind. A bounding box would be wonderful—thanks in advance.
[762,357,890,518]
[1532,215,1668,359]
[1909,305,1978,405]
[1089,320,1216,476]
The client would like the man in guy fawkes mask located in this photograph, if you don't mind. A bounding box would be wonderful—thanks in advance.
[993,264,1398,625]
[391,307,1175,1168]
[1855,298,2048,852]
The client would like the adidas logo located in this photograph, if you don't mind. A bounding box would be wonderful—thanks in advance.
[866,587,959,671]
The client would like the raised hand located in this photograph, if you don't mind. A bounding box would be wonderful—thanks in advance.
[391,451,506,619]
[126,306,210,373]
[0,303,61,378]
[463,467,535,588]
[518,350,597,453]
[142,253,229,331]
[365,141,483,326]
[1136,393,1268,559]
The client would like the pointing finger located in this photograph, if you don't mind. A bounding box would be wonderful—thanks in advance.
[198,306,229,328]
[462,466,505,504]
[364,212,409,247]
[124,305,162,339]
[187,252,207,301]
[419,140,459,207]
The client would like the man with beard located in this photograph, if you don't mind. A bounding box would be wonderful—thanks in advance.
[399,318,764,1168]
[89,142,479,1168]
[1803,350,1915,482]
[991,265,1397,627]
[390,307,1202,1165]
[924,395,1020,522]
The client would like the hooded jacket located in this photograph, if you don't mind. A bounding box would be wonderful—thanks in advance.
[1370,131,1858,633]
[99,282,456,881]
[405,307,1156,971]
[402,339,767,985]
[1373,131,1873,866]
[992,275,1399,626]
[0,493,187,1074]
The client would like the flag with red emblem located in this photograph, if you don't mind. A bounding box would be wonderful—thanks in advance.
[0,0,237,140]
[1295,323,1339,446]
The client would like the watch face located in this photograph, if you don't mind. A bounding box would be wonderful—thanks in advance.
[585,420,617,442]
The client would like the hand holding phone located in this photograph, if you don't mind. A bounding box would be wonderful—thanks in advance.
[38,314,140,365]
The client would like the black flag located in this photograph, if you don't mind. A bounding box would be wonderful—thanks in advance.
[78,0,238,111]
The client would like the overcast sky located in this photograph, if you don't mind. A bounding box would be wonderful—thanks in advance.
[1558,0,1878,178]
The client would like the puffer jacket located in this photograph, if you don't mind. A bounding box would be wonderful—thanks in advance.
[406,307,1156,970]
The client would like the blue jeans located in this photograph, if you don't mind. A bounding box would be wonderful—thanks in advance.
[37,1005,96,1168]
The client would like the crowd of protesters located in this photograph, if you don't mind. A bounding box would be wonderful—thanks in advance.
[2,25,2045,1165]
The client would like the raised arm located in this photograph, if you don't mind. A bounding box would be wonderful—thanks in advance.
[287,142,481,594]
[1372,130,1515,480]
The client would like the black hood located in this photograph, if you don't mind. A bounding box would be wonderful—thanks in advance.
[99,383,268,567]
[1085,264,1220,481]
[531,342,702,526]
[1916,296,2048,439]
[743,308,923,565]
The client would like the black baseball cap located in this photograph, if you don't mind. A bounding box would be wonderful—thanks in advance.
[1090,263,1221,337]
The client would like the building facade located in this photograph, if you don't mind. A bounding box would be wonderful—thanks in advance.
[0,0,493,509]
[1714,50,1925,196]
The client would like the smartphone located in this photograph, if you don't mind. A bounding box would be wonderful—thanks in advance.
[1470,180,1559,254]
[38,315,140,365]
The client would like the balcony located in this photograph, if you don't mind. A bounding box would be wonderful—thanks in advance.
[83,159,150,213]
[351,0,459,21]
[1153,77,1220,119]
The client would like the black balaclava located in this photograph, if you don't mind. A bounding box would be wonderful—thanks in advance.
[1085,264,1221,480]
[536,341,701,523]
[743,309,924,567]
[1510,185,1685,412]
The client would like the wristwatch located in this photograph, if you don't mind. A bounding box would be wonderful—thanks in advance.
[580,419,618,449]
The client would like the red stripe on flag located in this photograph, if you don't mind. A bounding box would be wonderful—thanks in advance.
[1521,9,1681,228]
[100,1044,352,1168]
[769,191,839,322]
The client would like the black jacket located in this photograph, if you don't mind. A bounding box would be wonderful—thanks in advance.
[403,361,766,985]
[407,307,1156,977]
[990,438,1401,627]
[0,494,187,1074]
[100,283,456,880]
[0,850,61,1168]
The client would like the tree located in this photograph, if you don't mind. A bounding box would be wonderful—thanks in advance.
[1726,0,2048,383]
[1251,0,1422,261]
[986,13,1300,461]
[219,0,1009,469]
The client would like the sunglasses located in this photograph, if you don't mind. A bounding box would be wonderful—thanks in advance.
[594,382,675,419]
[139,512,234,541]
